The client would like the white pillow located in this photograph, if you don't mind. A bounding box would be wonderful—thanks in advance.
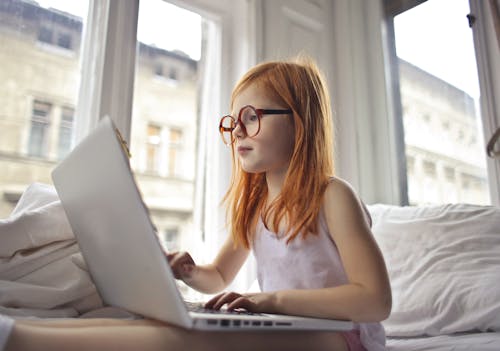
[368,203,500,337]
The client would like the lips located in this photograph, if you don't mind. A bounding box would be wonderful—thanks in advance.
[237,146,252,154]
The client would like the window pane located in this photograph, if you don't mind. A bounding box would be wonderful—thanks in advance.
[0,0,88,216]
[58,107,74,159]
[130,0,206,299]
[394,0,490,205]
[146,124,161,173]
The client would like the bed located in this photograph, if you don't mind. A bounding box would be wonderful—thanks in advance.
[1,184,500,350]
[368,203,500,350]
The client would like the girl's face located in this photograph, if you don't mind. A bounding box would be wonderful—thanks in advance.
[231,83,295,175]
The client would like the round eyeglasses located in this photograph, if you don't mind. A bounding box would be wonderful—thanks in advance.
[219,105,293,145]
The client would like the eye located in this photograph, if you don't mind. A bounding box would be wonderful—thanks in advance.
[248,114,258,122]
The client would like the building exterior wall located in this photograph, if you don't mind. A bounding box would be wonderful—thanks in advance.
[400,60,489,205]
[0,0,198,250]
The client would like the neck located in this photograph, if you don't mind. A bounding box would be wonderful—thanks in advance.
[265,169,288,202]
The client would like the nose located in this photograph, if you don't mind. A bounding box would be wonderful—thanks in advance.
[232,121,245,139]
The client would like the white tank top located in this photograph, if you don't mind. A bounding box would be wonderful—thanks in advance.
[252,210,386,351]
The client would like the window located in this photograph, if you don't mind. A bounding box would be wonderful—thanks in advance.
[146,124,162,173]
[154,64,164,77]
[388,0,490,205]
[37,22,78,51]
[57,32,72,50]
[38,27,53,44]
[423,160,436,177]
[163,227,180,252]
[28,100,52,158]
[0,0,246,296]
[167,128,182,176]
[168,67,178,81]
[129,0,207,299]
[58,107,74,159]
[444,167,455,182]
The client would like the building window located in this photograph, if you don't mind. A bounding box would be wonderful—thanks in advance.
[58,107,74,159]
[146,124,162,173]
[37,23,75,50]
[423,160,436,178]
[168,68,178,81]
[154,64,163,77]
[168,128,182,176]
[163,227,180,252]
[57,32,72,50]
[444,166,455,182]
[38,26,53,44]
[28,100,52,158]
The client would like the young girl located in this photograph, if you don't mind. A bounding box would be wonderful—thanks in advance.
[2,57,391,351]
[167,57,391,350]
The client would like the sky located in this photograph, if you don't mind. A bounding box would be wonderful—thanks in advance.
[35,0,202,61]
[394,0,480,98]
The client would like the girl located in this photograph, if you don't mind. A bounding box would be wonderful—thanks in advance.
[167,57,391,351]
[2,57,391,351]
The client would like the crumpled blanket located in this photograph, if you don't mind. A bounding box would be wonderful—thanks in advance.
[0,182,104,318]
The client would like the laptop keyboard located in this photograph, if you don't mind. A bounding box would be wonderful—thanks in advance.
[185,301,261,316]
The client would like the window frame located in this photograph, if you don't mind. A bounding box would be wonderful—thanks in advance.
[74,0,258,291]
[382,0,500,205]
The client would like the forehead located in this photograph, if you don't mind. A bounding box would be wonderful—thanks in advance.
[232,83,275,112]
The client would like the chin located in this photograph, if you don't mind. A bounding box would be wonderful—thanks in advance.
[240,161,265,174]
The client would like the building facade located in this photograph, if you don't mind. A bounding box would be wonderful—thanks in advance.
[399,59,489,205]
[0,0,199,250]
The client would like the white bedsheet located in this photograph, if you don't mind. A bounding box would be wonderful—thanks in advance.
[0,183,103,317]
[387,332,500,351]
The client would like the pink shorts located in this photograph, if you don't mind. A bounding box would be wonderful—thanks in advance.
[341,330,367,351]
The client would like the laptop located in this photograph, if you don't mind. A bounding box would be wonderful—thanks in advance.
[51,115,353,332]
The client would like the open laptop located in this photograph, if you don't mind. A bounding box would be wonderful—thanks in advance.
[51,116,353,331]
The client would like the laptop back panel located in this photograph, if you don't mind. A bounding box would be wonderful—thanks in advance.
[52,116,192,328]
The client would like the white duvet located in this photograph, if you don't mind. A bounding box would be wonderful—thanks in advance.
[0,183,103,317]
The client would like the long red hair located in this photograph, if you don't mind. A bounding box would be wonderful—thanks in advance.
[224,57,335,248]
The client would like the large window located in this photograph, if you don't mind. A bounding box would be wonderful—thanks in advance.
[130,0,207,299]
[388,0,490,205]
[0,0,88,216]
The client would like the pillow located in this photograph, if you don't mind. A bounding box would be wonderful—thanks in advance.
[368,203,500,337]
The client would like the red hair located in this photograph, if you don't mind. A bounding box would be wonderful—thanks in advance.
[224,57,335,248]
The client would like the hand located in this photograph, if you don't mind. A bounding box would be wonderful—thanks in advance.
[204,291,277,314]
[166,251,196,281]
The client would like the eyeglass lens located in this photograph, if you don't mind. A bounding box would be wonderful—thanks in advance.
[220,106,260,144]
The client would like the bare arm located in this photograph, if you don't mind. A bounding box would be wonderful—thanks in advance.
[168,235,249,294]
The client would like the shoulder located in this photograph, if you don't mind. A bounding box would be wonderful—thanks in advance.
[323,177,372,233]
[323,177,361,209]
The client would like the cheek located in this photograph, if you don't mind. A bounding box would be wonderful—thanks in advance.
[262,132,294,161]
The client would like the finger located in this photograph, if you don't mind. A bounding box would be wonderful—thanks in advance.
[204,293,226,309]
[212,292,242,310]
[227,297,254,311]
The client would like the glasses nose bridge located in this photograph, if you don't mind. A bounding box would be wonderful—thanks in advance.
[232,114,248,137]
